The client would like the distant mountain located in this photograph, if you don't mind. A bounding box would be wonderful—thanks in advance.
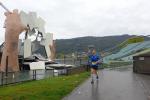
[55,34,150,54]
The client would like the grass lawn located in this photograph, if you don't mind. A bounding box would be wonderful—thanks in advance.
[0,72,90,100]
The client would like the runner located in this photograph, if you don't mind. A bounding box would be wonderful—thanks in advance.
[88,49,101,84]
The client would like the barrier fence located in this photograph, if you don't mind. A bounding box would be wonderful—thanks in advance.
[0,56,90,86]
[0,69,54,86]
[0,65,90,86]
[55,57,88,66]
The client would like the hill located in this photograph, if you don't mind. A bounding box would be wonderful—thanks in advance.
[55,34,150,54]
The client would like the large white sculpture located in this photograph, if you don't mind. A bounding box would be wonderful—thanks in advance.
[0,2,54,72]
[20,11,54,60]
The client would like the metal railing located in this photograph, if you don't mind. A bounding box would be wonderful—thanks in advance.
[0,56,89,86]
[55,57,88,66]
[0,69,54,86]
[0,65,90,86]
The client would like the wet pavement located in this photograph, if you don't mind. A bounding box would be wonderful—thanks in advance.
[63,66,150,100]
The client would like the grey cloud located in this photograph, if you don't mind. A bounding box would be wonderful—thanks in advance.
[0,0,150,41]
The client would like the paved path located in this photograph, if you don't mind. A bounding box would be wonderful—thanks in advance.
[63,66,150,100]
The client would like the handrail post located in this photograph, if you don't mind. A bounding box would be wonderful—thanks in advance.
[1,72,3,86]
[35,70,36,80]
[5,56,8,85]
[6,56,8,77]
[33,70,35,80]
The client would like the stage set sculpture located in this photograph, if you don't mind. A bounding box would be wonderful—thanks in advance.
[0,3,55,72]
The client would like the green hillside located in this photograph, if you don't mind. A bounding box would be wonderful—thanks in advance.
[55,34,150,54]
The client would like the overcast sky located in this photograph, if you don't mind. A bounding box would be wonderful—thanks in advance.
[0,0,150,42]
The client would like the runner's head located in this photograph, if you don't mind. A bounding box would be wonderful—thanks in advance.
[92,49,96,55]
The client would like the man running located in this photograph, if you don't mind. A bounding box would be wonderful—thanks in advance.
[88,49,101,84]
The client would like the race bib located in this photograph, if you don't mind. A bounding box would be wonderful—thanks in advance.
[92,62,97,65]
